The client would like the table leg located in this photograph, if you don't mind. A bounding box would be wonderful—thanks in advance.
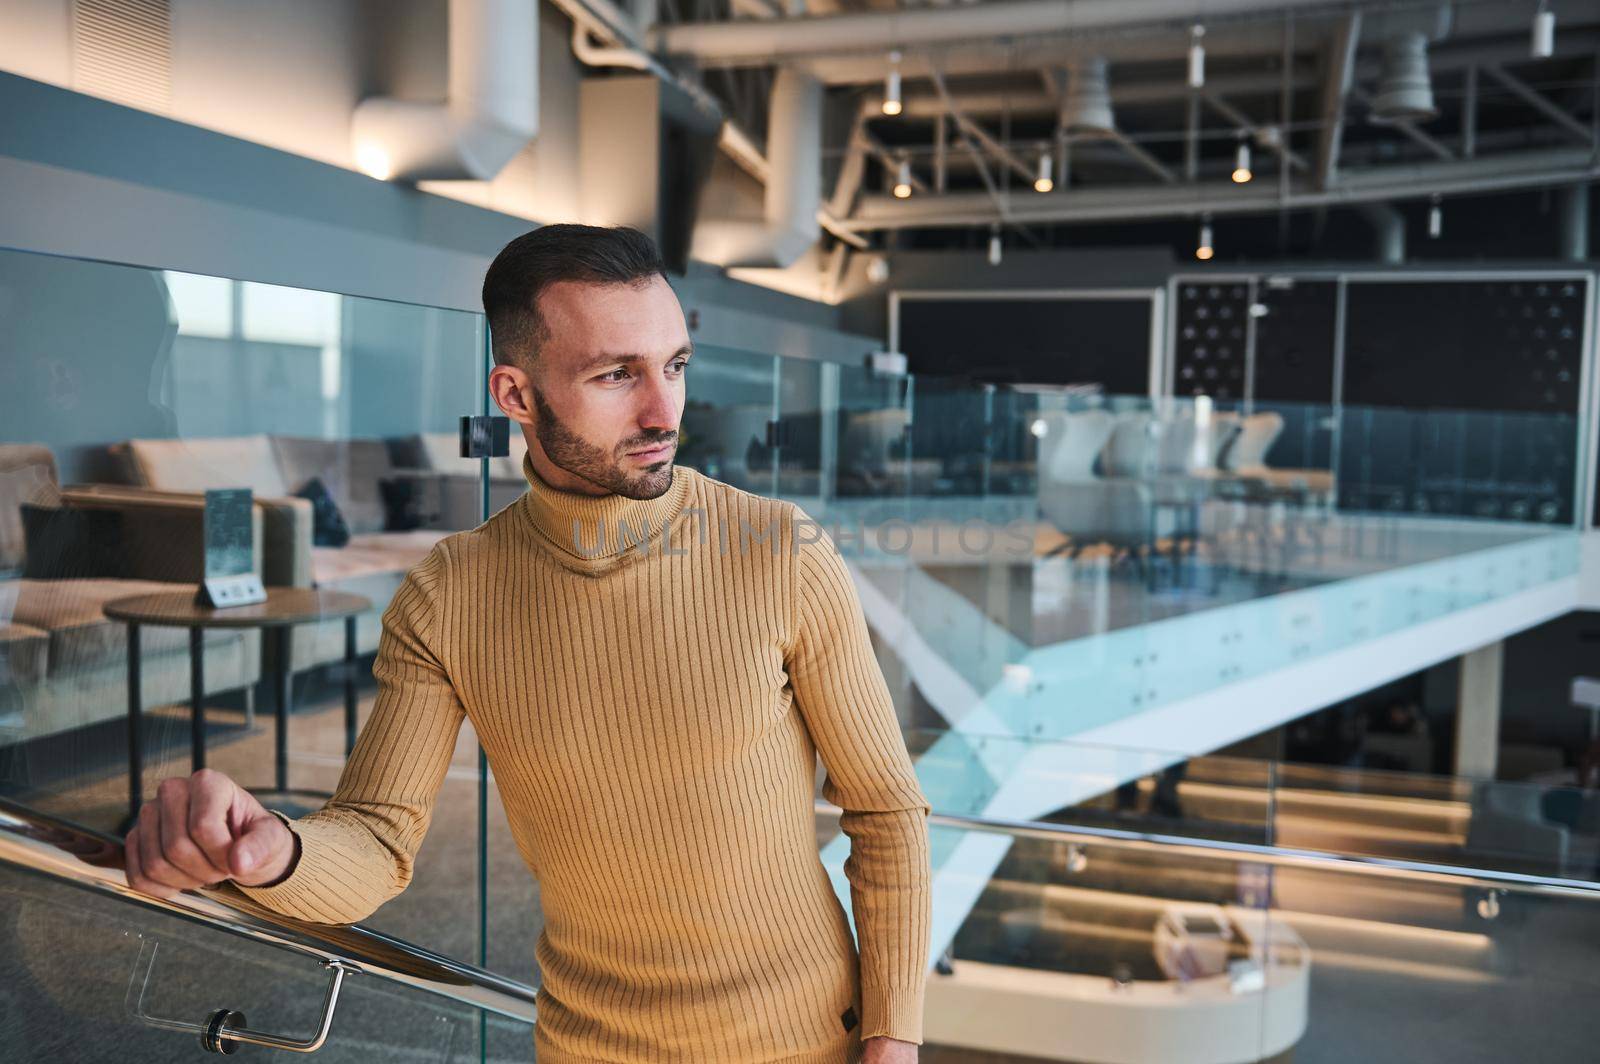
[344,616,358,757]
[190,627,206,772]
[126,623,142,825]
[276,626,292,794]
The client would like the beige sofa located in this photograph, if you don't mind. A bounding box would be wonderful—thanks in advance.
[1,445,262,745]
[103,434,455,673]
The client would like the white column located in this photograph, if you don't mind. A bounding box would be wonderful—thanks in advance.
[1453,640,1504,779]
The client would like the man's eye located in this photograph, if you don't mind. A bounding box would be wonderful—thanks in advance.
[671,360,690,373]
[599,369,629,382]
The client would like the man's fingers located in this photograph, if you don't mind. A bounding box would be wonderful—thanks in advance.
[158,778,230,883]
[125,818,175,900]
[187,769,239,874]
[137,802,202,893]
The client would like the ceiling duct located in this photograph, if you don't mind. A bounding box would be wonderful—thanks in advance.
[692,68,823,268]
[350,0,539,182]
[1372,31,1438,123]
[652,0,1371,66]
[1061,56,1115,135]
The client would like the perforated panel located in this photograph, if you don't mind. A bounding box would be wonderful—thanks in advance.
[1171,280,1250,401]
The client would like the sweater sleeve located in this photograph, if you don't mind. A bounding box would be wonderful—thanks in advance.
[237,546,466,924]
[786,509,933,1045]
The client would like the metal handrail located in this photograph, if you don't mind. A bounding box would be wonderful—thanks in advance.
[0,798,538,1031]
[816,800,1600,901]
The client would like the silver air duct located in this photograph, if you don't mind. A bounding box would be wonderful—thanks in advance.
[692,68,823,268]
[1372,32,1438,123]
[351,0,539,181]
[1062,57,1115,136]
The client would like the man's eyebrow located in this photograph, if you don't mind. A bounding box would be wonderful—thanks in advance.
[576,345,694,374]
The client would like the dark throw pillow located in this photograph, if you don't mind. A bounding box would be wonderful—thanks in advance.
[293,476,351,547]
[378,476,439,532]
[20,503,126,579]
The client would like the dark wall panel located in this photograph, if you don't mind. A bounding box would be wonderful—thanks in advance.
[1343,279,1584,413]
[897,297,1152,391]
[1254,278,1340,472]
[1339,278,1585,524]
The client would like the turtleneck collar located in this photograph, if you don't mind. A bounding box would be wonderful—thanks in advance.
[516,449,693,570]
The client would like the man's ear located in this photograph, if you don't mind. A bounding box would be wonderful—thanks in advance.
[489,365,536,425]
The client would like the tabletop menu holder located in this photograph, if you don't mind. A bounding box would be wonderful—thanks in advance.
[195,487,266,607]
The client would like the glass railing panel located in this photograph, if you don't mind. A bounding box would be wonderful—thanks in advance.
[832,360,911,504]
[775,353,825,503]
[0,245,489,967]
[816,805,1288,1062]
[1258,844,1600,1062]
[673,343,777,496]
[868,387,1583,752]
[0,861,494,1062]
[870,729,1600,1062]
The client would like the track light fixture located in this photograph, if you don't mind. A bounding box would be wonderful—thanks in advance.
[1188,25,1206,90]
[1232,137,1253,183]
[988,224,1003,266]
[893,157,913,198]
[1532,3,1555,60]
[883,50,903,116]
[1034,146,1054,192]
[1427,194,1442,239]
[1195,215,1214,261]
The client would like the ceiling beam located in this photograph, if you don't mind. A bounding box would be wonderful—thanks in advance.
[1482,64,1597,146]
[1104,130,1179,184]
[1204,92,1310,170]
[835,148,1600,231]
[1349,86,1456,161]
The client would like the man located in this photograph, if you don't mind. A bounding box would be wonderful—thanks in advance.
[123,224,932,1064]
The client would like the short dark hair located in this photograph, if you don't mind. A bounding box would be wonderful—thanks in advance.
[482,224,667,368]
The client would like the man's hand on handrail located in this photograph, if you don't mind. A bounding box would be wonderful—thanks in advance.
[123,769,298,899]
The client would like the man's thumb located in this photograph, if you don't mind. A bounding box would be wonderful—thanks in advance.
[228,815,288,882]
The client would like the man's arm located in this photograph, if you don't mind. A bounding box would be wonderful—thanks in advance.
[786,509,933,1048]
[235,546,467,924]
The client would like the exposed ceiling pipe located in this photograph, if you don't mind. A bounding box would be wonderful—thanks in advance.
[803,21,1600,85]
[551,0,866,251]
[859,71,1323,120]
[805,25,1336,82]
[1558,185,1590,261]
[1356,203,1406,262]
[650,0,1415,65]
[351,0,538,182]
[692,68,824,268]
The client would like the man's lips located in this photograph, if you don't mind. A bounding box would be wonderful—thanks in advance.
[628,442,675,459]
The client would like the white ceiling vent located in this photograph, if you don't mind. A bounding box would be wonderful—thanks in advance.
[71,0,172,112]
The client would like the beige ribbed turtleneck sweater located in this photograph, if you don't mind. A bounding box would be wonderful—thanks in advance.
[239,453,933,1063]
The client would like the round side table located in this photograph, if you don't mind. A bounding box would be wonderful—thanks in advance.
[104,588,372,826]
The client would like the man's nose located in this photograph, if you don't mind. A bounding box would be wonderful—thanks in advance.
[635,375,678,433]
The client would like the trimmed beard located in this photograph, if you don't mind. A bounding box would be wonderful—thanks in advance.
[530,385,675,500]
